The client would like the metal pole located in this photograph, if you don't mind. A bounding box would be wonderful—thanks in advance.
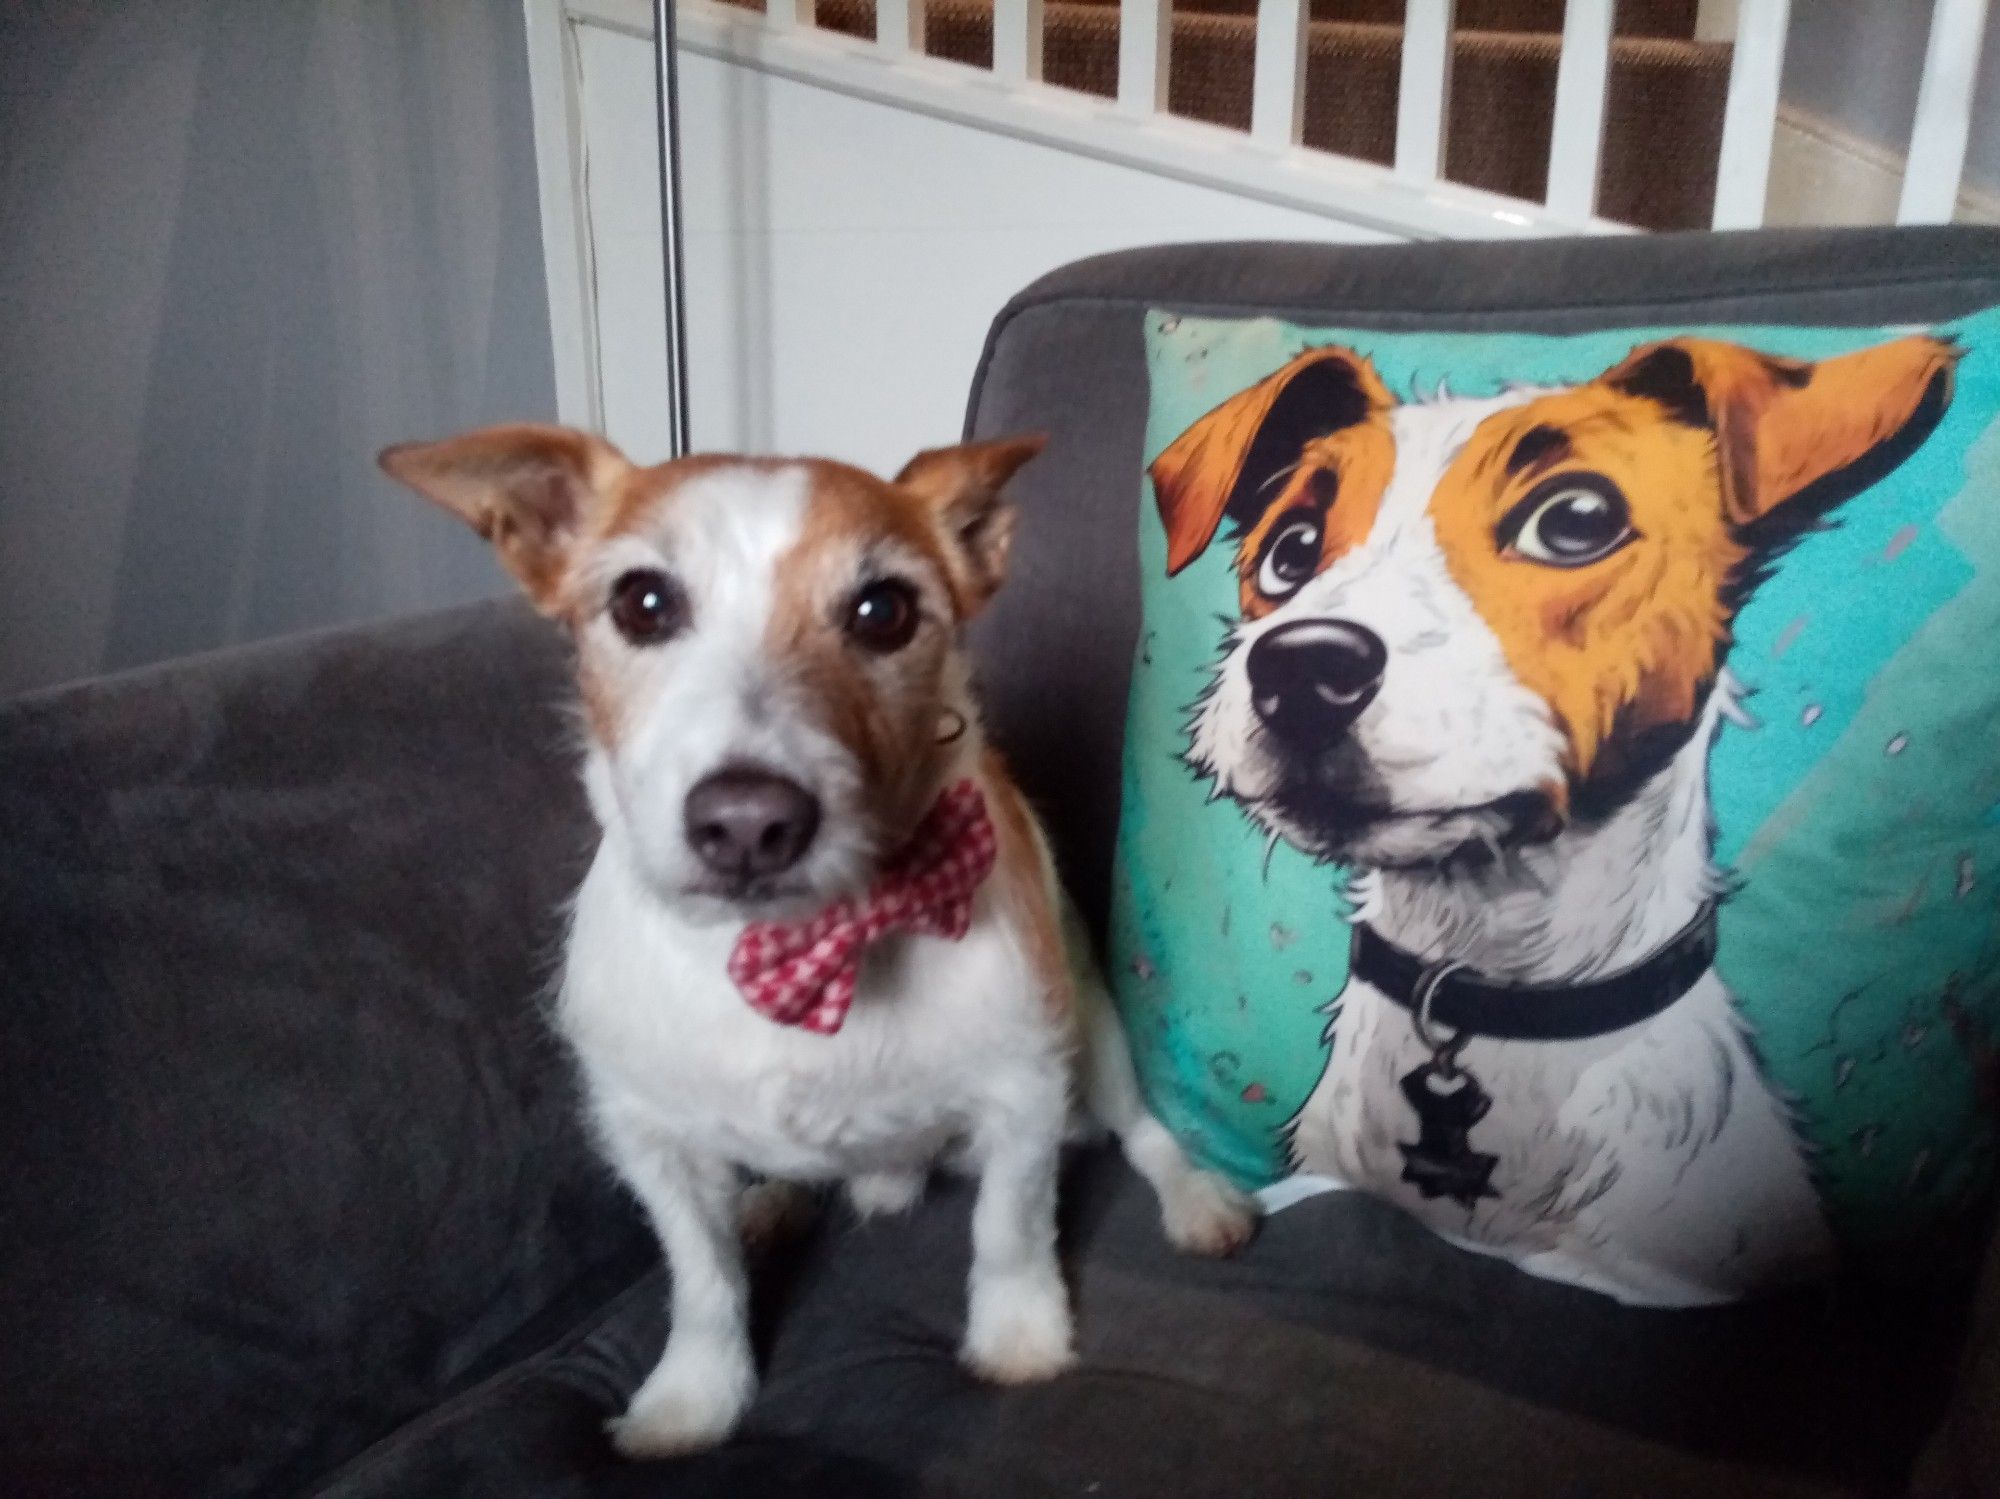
[652,0,692,456]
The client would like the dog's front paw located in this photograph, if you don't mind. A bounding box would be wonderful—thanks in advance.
[608,1346,756,1460]
[1160,1168,1259,1258]
[961,1274,1075,1385]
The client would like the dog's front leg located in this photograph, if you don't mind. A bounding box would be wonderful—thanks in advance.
[961,1086,1075,1384]
[606,1140,756,1458]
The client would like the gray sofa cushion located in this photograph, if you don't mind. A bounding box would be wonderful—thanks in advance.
[0,603,653,1496]
[314,1151,1960,1499]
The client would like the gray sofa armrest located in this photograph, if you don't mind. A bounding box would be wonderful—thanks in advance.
[0,601,652,1499]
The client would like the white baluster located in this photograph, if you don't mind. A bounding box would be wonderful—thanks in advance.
[1693,0,1739,43]
[1252,0,1309,148]
[1545,0,1615,218]
[1898,0,1992,224]
[877,0,924,55]
[1396,0,1456,180]
[993,0,1044,85]
[1710,0,1788,229]
[771,0,816,26]
[1118,0,1170,115]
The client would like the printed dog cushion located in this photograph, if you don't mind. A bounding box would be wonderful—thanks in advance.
[1111,305,2000,1305]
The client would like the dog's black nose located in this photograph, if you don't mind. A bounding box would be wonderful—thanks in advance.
[684,767,822,880]
[1247,619,1387,742]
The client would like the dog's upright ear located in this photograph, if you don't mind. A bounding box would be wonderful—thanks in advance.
[896,433,1047,618]
[1605,334,1960,546]
[379,424,633,612]
[1148,346,1392,576]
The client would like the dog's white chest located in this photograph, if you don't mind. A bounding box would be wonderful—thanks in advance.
[559,845,1065,1181]
[1291,970,1829,1304]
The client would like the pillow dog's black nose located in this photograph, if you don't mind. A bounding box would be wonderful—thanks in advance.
[1247,619,1387,742]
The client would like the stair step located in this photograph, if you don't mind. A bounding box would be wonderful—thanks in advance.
[764,0,1728,229]
[1093,1,1701,42]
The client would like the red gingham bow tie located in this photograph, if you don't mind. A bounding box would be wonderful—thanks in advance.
[725,780,998,1035]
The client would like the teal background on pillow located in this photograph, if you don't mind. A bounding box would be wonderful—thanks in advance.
[1111,308,2000,1250]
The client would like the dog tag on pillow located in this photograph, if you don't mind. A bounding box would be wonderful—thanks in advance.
[1397,1061,1500,1208]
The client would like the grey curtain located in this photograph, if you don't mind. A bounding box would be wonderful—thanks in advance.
[0,1,556,696]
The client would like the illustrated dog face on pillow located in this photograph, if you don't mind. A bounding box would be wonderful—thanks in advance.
[1154,335,1958,871]
[1149,333,1958,1305]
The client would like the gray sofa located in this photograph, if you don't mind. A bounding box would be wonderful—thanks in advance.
[3,231,1997,1497]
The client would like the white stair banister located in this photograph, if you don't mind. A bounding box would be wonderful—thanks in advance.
[1252,0,1309,148]
[1693,0,1739,43]
[771,0,815,26]
[1118,0,1170,115]
[1898,0,1992,224]
[993,0,1044,85]
[877,0,923,55]
[1545,0,1615,218]
[1396,0,1455,181]
[1710,0,1788,229]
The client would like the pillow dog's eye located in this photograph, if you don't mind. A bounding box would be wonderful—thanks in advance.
[1256,514,1323,599]
[1500,475,1635,568]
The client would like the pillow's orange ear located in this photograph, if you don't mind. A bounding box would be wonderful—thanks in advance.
[379,423,632,612]
[1148,347,1392,575]
[1605,334,1960,545]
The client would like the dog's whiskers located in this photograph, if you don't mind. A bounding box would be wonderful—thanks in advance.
[1512,843,1553,897]
[1719,693,1761,731]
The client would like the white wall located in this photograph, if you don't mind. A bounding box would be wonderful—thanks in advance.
[570,22,1394,477]
[1779,0,1999,197]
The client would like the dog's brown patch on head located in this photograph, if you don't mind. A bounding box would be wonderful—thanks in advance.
[1228,423,1397,619]
[764,461,958,833]
[763,439,1045,847]
[597,453,770,549]
[566,456,785,749]
[1429,389,1743,783]
[573,651,626,748]
[1506,424,1574,477]
[1424,333,1959,793]
[1149,346,1396,590]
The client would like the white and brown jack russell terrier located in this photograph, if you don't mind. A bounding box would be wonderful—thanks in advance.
[1149,330,1959,1305]
[380,430,1256,1458]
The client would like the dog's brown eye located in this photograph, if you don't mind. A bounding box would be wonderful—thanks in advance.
[1501,475,1634,569]
[847,579,919,653]
[608,569,686,645]
[1256,514,1322,598]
